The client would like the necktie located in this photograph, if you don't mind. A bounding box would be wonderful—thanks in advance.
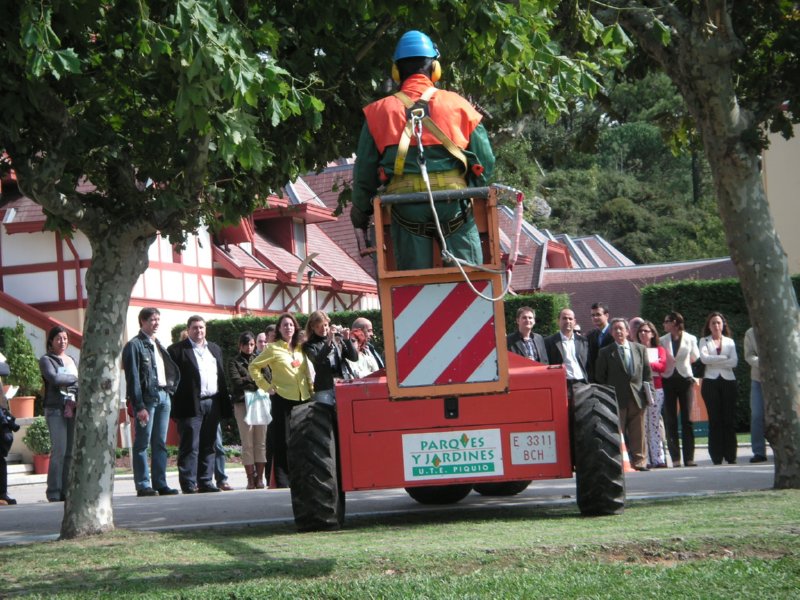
[620,345,631,374]
[525,338,538,361]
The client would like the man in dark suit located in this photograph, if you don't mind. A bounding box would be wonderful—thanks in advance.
[586,302,613,382]
[545,308,589,401]
[168,315,231,494]
[506,306,548,364]
[595,318,652,471]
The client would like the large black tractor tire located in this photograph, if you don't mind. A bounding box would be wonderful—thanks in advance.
[572,383,625,516]
[405,484,473,505]
[288,401,345,532]
[472,481,532,496]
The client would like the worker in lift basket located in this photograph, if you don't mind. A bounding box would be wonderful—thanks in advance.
[350,30,496,270]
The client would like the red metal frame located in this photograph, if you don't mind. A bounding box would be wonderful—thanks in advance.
[336,353,572,491]
[336,186,573,493]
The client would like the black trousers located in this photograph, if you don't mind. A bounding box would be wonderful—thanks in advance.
[662,374,695,463]
[0,453,7,496]
[267,394,302,488]
[701,377,738,464]
[176,398,220,490]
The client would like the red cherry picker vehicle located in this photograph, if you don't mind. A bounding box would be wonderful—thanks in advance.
[286,182,625,531]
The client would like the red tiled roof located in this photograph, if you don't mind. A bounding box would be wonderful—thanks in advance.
[1,196,46,233]
[306,224,376,291]
[301,163,378,280]
[251,231,303,280]
[212,244,277,281]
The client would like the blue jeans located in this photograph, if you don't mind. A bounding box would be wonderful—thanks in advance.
[132,390,172,491]
[44,408,75,501]
[750,380,766,457]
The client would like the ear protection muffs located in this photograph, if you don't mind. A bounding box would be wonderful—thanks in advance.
[391,59,442,84]
[430,59,441,83]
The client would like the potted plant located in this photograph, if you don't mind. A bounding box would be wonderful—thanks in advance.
[0,321,42,418]
[22,416,52,474]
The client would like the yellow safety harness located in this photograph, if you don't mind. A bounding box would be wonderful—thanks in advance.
[392,87,468,177]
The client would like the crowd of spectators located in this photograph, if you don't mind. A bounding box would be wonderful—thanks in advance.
[0,302,768,506]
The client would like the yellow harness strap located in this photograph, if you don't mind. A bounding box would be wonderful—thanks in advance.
[393,87,468,177]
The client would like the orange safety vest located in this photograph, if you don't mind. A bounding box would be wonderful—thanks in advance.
[362,74,482,169]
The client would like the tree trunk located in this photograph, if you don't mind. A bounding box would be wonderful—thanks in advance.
[699,124,800,489]
[615,3,800,487]
[60,226,154,539]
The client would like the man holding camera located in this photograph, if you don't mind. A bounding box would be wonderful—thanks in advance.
[0,352,18,505]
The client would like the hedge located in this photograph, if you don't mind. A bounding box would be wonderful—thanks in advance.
[640,274,800,431]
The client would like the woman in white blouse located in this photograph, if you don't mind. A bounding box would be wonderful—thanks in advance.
[698,312,738,465]
[660,312,701,467]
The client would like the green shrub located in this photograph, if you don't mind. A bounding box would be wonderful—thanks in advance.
[0,321,43,399]
[22,416,51,455]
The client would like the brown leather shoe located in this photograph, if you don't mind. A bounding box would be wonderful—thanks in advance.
[217,481,234,491]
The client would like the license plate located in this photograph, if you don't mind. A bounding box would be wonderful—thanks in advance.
[510,431,557,464]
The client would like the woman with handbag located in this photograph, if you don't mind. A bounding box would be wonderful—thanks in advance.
[38,326,79,502]
[227,332,269,489]
[660,312,701,467]
[699,312,739,465]
[249,313,312,488]
[302,311,358,406]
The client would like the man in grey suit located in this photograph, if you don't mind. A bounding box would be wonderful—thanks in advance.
[595,318,652,471]
[507,306,548,364]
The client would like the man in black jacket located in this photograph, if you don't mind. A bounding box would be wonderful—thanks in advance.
[122,307,181,497]
[0,354,18,506]
[506,306,548,364]
[168,316,230,494]
[586,302,613,382]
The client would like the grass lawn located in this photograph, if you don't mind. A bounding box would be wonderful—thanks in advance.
[2,490,798,599]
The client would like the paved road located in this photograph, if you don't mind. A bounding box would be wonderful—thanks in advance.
[0,446,775,546]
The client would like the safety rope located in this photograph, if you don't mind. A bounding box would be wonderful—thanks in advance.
[410,111,525,302]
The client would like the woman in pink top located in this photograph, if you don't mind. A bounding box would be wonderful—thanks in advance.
[638,320,668,468]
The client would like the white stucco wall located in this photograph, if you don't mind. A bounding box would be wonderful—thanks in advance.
[764,126,800,275]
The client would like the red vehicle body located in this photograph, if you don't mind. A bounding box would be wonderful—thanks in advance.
[287,187,624,531]
[336,355,573,492]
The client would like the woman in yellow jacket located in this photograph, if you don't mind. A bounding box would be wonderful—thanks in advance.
[249,313,311,486]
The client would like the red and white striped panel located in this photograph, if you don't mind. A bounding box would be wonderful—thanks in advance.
[392,280,499,388]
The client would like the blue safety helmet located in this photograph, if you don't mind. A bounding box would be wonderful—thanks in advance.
[393,30,440,61]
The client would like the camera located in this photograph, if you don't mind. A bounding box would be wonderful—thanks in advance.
[331,324,343,337]
[0,408,20,432]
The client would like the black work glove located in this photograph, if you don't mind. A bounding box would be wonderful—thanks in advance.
[350,204,371,230]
